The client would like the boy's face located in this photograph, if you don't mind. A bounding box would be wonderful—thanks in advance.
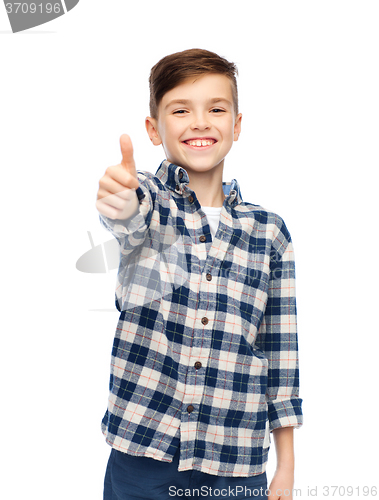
[146,74,242,174]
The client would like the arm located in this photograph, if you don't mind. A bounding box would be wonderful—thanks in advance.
[96,134,154,312]
[268,427,295,500]
[255,223,303,430]
[255,217,303,499]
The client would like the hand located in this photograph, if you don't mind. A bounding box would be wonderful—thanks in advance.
[96,134,140,220]
[268,468,294,500]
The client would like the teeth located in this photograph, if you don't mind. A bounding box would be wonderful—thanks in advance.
[187,140,214,147]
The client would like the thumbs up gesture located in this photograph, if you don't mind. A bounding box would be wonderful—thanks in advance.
[96,135,140,220]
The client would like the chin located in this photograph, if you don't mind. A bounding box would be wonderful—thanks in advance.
[184,162,219,172]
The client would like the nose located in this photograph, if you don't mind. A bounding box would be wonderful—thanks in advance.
[190,112,211,131]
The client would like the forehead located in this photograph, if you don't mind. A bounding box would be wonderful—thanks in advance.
[159,73,234,108]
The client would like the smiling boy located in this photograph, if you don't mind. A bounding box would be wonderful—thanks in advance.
[146,72,241,210]
[96,49,303,500]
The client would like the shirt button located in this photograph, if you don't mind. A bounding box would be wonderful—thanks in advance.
[188,195,194,203]
[194,361,202,369]
[199,235,206,242]
[187,405,194,413]
[206,273,212,281]
[201,317,209,325]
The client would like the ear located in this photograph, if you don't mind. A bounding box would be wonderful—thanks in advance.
[145,117,162,146]
[233,113,242,141]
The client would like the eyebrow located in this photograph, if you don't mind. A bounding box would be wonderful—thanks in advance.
[164,98,232,110]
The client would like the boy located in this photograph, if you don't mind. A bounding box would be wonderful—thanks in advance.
[96,49,303,500]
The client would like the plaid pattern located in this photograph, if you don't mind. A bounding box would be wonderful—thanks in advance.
[99,160,303,477]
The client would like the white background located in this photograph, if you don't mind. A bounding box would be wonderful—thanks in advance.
[1,1,378,499]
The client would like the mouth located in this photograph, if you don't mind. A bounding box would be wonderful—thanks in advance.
[182,138,217,149]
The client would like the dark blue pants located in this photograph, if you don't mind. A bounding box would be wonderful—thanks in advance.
[103,446,268,499]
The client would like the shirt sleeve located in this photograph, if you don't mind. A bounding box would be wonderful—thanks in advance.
[255,219,303,432]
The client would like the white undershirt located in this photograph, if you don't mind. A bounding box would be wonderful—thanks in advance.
[202,206,222,239]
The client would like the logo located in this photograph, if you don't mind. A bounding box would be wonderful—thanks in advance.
[76,232,120,274]
[76,228,190,312]
[4,0,80,33]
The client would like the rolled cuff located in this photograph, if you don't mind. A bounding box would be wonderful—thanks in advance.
[267,397,303,432]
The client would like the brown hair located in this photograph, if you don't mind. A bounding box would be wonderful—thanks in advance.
[149,48,239,119]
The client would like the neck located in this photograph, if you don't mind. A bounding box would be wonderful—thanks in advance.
[185,161,225,207]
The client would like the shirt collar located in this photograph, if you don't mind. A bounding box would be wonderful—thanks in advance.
[155,160,243,206]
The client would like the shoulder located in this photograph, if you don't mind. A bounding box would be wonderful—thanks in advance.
[134,170,168,199]
[237,201,292,251]
[238,201,289,231]
[136,169,159,184]
[136,169,173,192]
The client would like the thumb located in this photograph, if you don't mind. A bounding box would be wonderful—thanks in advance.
[120,134,137,179]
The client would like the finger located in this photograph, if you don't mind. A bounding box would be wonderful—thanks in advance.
[99,174,136,200]
[95,198,121,220]
[120,134,137,179]
[97,190,129,210]
[101,163,139,191]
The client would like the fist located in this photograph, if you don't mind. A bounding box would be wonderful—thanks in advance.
[96,134,140,220]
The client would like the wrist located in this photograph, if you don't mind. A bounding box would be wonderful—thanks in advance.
[272,426,295,474]
[275,459,295,474]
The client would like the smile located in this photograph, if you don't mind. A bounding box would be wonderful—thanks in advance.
[182,138,217,148]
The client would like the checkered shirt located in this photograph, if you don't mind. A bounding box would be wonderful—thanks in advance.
[99,160,303,477]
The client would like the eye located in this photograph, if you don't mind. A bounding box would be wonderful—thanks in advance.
[210,108,225,113]
[173,109,188,114]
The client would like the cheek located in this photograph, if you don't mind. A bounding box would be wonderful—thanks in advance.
[161,128,174,148]
[222,118,236,135]
[224,124,236,142]
[169,121,185,138]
